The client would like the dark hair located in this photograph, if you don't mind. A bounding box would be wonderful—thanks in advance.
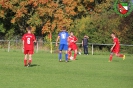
[112,32,115,35]
[62,26,66,30]
[70,31,74,33]
[27,26,32,31]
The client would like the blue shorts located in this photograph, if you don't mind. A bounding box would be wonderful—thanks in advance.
[59,44,68,51]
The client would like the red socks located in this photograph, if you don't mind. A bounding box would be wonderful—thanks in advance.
[109,55,113,61]
[29,59,32,64]
[74,53,77,60]
[24,59,27,66]
[118,54,123,57]
[68,51,71,60]
[24,59,32,66]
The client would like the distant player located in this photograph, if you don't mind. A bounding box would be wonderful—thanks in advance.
[82,35,89,55]
[109,33,125,62]
[22,26,36,67]
[56,26,69,62]
[68,31,78,60]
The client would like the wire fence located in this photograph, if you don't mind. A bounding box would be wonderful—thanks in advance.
[0,40,133,55]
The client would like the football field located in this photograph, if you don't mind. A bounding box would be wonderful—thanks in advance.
[0,50,133,88]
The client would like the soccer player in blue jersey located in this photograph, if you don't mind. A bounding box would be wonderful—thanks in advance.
[56,26,69,62]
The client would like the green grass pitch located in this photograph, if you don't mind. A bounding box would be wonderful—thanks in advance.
[0,50,133,88]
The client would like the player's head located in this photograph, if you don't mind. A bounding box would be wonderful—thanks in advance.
[70,31,74,36]
[84,35,87,38]
[111,32,116,38]
[62,26,66,31]
[27,26,32,33]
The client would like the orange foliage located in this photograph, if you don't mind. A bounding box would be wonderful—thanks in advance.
[0,10,5,18]
[38,0,48,4]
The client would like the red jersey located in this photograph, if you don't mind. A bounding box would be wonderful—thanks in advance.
[22,33,35,50]
[68,36,78,45]
[113,37,120,49]
[112,37,120,53]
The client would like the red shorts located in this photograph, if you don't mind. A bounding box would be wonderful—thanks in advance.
[112,48,119,54]
[69,44,78,50]
[24,50,34,54]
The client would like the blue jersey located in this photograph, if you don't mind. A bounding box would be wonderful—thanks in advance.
[58,31,69,44]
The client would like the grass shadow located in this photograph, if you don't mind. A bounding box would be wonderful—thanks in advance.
[30,64,40,67]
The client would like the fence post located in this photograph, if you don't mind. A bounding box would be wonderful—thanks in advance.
[92,44,93,55]
[8,41,10,52]
[50,42,52,53]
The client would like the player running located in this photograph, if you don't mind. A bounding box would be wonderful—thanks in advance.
[56,26,69,62]
[68,31,78,60]
[22,26,36,67]
[108,33,125,62]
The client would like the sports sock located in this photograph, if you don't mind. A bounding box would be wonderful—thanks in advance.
[24,59,27,66]
[65,54,68,61]
[118,54,124,57]
[68,51,71,59]
[109,55,113,61]
[29,59,32,64]
[74,53,77,60]
[59,53,62,60]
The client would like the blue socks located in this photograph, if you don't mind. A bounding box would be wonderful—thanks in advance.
[59,53,62,60]
[59,53,68,61]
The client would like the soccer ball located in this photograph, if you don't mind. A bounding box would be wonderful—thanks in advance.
[70,56,73,60]
[78,52,81,55]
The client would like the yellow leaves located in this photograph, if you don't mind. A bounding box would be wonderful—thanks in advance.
[0,0,13,9]
[38,0,48,4]
[42,21,51,34]
[0,10,5,18]
[62,0,73,5]
[31,26,36,33]
[37,7,46,16]
[11,17,16,24]
[27,13,42,26]
[42,20,57,34]
[90,0,94,2]
[16,9,23,17]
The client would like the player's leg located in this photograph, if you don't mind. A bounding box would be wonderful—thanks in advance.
[68,44,72,60]
[116,53,125,60]
[74,49,77,60]
[73,44,78,60]
[115,49,125,60]
[68,48,72,60]
[27,54,32,67]
[59,44,63,61]
[24,50,28,66]
[109,52,114,62]
[64,44,68,62]
[24,54,28,66]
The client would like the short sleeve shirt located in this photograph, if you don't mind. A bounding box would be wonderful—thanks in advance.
[22,33,35,50]
[58,31,69,44]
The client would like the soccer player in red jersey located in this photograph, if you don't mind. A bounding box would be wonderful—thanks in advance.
[68,32,78,60]
[109,33,125,62]
[22,26,36,67]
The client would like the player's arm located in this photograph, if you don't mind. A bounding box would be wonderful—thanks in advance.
[22,40,24,49]
[56,36,60,46]
[67,36,70,45]
[111,42,116,51]
[74,37,78,43]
